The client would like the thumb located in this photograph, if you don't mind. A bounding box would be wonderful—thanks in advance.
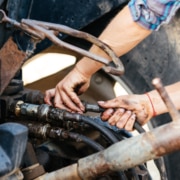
[98,96,131,109]
[97,100,118,108]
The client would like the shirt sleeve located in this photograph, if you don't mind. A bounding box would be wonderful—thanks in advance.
[128,0,180,31]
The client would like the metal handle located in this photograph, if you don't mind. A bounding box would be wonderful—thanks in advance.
[0,9,125,76]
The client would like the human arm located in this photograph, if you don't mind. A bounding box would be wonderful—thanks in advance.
[44,5,152,112]
[98,81,180,131]
[44,0,180,112]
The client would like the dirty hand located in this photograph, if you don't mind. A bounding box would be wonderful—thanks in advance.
[44,67,91,113]
[98,94,153,131]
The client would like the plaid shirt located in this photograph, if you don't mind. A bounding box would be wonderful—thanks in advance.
[128,0,180,30]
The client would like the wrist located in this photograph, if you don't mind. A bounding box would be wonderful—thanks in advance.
[145,90,168,117]
[145,93,156,117]
[75,57,103,78]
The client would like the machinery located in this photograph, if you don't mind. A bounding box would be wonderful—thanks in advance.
[0,0,180,179]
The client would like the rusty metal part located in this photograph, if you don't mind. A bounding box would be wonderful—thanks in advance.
[0,37,26,95]
[77,122,180,179]
[34,163,81,180]
[31,121,180,180]
[22,163,45,180]
[152,78,180,121]
[0,10,44,39]
[8,169,24,180]
[22,19,124,75]
[0,9,124,76]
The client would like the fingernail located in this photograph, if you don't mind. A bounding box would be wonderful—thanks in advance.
[119,108,125,113]
[80,107,85,111]
[108,108,114,114]
[127,110,132,115]
[132,114,136,119]
[98,101,105,104]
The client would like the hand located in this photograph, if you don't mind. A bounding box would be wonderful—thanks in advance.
[98,94,153,131]
[44,67,91,112]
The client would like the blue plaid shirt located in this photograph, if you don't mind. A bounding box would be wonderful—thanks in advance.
[129,0,180,30]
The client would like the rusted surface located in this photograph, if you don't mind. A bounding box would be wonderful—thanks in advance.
[0,9,125,76]
[149,122,180,156]
[22,164,45,180]
[23,19,124,75]
[34,163,82,180]
[152,78,180,121]
[0,37,26,95]
[76,121,180,179]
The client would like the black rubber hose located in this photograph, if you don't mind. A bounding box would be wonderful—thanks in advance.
[68,132,104,151]
[81,116,119,144]
[62,111,119,144]
[134,121,146,133]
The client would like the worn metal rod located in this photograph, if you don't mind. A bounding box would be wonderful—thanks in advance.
[0,9,125,76]
[22,20,109,64]
[21,19,124,76]
[152,78,180,121]
[21,19,124,75]
[34,163,81,180]
[0,10,44,39]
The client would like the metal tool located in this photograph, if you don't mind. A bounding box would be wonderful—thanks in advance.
[0,9,124,76]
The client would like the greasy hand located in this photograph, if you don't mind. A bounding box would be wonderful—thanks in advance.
[98,94,153,131]
[44,67,91,113]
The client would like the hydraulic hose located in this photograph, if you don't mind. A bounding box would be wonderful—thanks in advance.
[81,116,119,143]
[68,132,104,151]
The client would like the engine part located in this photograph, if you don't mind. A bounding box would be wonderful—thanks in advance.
[26,78,180,180]
[1,89,151,179]
[0,123,27,178]
[0,1,178,178]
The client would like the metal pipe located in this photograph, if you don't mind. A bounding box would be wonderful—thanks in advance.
[78,121,180,179]
[34,164,81,180]
[152,78,180,121]
[33,121,180,180]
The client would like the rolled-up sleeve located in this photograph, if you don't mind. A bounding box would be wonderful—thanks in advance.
[128,0,180,30]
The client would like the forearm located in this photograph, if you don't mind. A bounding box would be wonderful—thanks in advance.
[147,82,180,116]
[75,5,152,77]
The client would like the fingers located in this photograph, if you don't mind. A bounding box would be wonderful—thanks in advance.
[44,88,55,105]
[55,89,84,113]
[98,96,131,110]
[108,108,126,126]
[101,108,114,120]
[63,88,85,112]
[45,88,84,113]
[101,108,137,131]
[116,114,136,131]
[98,95,149,131]
[44,86,83,112]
